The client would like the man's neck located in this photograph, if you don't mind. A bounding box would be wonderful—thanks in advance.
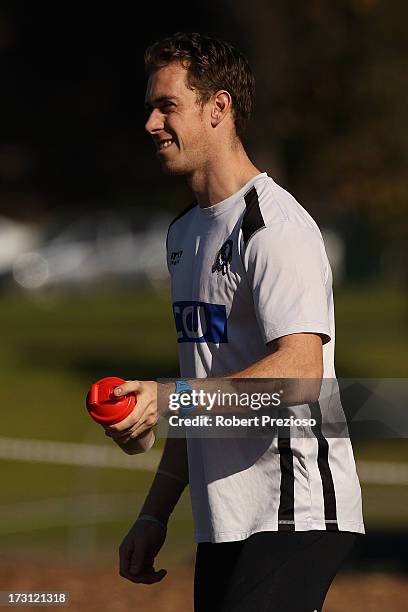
[186,142,262,208]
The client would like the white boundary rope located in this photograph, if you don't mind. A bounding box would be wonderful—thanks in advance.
[0,436,407,485]
[0,436,160,471]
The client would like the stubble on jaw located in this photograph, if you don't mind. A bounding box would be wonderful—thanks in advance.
[158,145,212,180]
[158,133,210,178]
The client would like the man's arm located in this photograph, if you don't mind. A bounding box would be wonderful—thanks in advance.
[119,432,188,584]
[138,433,189,524]
[169,333,323,414]
[109,331,323,440]
[233,332,323,379]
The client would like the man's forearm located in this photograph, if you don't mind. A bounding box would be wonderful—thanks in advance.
[158,335,323,416]
[229,338,322,379]
[138,434,188,525]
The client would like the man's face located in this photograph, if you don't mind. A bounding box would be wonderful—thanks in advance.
[144,62,212,175]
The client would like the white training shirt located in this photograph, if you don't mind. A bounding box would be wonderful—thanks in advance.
[167,172,364,542]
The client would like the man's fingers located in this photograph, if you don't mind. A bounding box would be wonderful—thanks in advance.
[110,405,154,434]
[110,428,133,440]
[130,567,167,584]
[114,380,142,397]
[129,423,150,439]
[106,381,158,436]
[119,542,133,577]
[108,403,153,437]
[106,407,144,434]
[109,422,146,441]
[119,559,167,585]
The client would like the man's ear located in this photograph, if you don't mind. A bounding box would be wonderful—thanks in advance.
[210,90,232,127]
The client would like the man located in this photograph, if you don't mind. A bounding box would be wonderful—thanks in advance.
[105,32,364,611]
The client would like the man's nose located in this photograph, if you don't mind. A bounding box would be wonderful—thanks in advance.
[145,109,164,134]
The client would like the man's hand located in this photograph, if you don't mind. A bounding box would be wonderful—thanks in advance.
[106,380,159,442]
[119,519,167,584]
[105,428,155,454]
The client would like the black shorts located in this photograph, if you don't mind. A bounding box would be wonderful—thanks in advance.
[194,530,356,612]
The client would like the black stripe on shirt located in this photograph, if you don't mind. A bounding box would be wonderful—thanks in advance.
[166,200,197,251]
[277,427,295,531]
[309,401,339,531]
[242,186,265,246]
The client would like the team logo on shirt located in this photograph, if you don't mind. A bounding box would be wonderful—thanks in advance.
[212,240,233,275]
[170,250,183,265]
[173,301,228,343]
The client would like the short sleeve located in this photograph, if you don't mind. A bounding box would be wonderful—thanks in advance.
[243,222,331,345]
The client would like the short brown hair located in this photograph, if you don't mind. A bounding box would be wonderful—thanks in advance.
[144,32,255,141]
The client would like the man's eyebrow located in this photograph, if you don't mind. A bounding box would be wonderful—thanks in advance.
[144,96,180,110]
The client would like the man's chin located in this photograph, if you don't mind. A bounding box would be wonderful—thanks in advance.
[159,159,188,176]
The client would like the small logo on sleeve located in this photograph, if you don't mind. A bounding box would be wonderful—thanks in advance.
[212,239,233,275]
[170,250,183,265]
[173,301,228,343]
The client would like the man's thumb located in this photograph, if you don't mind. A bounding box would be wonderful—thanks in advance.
[114,380,140,397]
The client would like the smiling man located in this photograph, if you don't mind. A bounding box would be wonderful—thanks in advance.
[105,32,364,612]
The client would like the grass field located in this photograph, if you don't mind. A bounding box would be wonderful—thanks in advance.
[0,282,407,564]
